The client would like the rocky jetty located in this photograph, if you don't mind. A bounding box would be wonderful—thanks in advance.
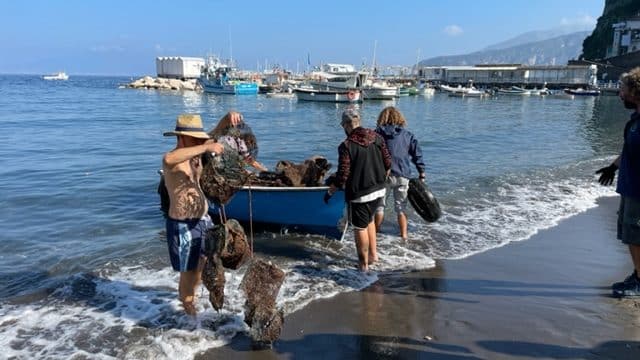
[125,76,200,91]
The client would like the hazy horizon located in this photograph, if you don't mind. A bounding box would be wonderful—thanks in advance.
[0,0,604,76]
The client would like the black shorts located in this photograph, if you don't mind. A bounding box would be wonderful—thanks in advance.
[618,196,640,246]
[348,197,383,230]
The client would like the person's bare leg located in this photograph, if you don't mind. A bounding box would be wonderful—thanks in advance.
[178,256,205,315]
[354,228,369,271]
[630,244,640,274]
[374,212,384,232]
[367,221,378,264]
[178,271,198,315]
[398,212,408,240]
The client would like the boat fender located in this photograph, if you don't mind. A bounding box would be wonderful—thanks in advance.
[347,91,356,101]
[407,178,442,222]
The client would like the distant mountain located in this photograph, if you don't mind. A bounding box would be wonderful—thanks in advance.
[484,25,594,51]
[419,31,590,66]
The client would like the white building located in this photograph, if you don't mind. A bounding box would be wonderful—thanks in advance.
[155,57,205,79]
[416,64,596,87]
[607,17,640,58]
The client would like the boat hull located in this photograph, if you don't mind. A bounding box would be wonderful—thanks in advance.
[362,87,398,100]
[211,186,346,238]
[43,72,68,81]
[294,88,362,102]
[199,79,259,94]
[565,89,600,96]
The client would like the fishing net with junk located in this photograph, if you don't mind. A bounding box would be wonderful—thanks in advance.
[241,259,286,345]
[201,122,260,206]
[202,219,251,311]
[200,148,250,206]
[250,156,332,187]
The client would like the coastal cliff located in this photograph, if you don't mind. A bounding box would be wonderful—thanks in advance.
[581,0,640,60]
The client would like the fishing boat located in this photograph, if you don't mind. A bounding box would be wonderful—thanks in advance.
[43,71,68,81]
[211,186,346,238]
[198,56,258,95]
[294,87,362,102]
[307,64,398,100]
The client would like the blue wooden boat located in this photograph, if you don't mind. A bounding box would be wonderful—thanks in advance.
[199,77,259,94]
[210,186,346,239]
[198,57,259,95]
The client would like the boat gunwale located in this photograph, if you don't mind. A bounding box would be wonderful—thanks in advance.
[238,185,332,192]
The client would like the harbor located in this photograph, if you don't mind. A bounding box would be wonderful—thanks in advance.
[124,56,608,99]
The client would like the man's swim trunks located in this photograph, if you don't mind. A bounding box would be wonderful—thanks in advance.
[166,216,213,272]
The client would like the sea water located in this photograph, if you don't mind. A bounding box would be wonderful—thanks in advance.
[0,75,627,358]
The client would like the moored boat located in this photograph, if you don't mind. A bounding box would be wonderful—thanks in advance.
[496,86,531,95]
[362,82,398,100]
[565,88,600,96]
[211,186,346,238]
[449,89,488,98]
[265,90,296,99]
[294,88,362,102]
[198,55,258,95]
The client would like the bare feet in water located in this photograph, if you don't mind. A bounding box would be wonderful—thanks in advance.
[182,297,197,316]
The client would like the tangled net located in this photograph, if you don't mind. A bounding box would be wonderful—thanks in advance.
[200,149,250,206]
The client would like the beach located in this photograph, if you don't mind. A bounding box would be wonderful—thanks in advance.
[202,196,640,359]
[0,76,631,358]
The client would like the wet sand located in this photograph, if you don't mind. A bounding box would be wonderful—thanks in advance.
[199,196,640,359]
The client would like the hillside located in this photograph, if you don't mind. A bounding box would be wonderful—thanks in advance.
[581,0,640,60]
[419,31,590,66]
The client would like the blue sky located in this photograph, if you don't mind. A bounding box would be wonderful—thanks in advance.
[0,0,604,75]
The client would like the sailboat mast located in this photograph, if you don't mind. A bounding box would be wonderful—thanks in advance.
[371,40,377,73]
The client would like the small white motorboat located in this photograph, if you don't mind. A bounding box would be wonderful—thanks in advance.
[43,72,69,81]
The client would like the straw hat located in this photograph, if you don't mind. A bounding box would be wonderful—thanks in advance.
[163,114,210,139]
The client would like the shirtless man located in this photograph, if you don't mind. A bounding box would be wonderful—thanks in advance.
[162,114,224,315]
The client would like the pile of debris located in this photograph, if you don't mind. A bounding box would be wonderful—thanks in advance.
[251,156,332,187]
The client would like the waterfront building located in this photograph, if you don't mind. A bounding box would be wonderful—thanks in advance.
[155,57,205,79]
[416,64,597,88]
[607,16,640,58]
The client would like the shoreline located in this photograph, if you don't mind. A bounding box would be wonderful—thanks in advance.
[200,196,640,359]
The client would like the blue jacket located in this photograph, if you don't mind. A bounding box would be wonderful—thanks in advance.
[375,125,425,178]
[617,112,640,198]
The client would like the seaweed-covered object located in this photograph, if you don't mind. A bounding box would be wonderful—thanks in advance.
[200,150,250,206]
[241,259,286,344]
[249,306,284,344]
[204,220,250,270]
[249,156,332,187]
[241,259,285,308]
[219,219,250,270]
[202,254,225,311]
